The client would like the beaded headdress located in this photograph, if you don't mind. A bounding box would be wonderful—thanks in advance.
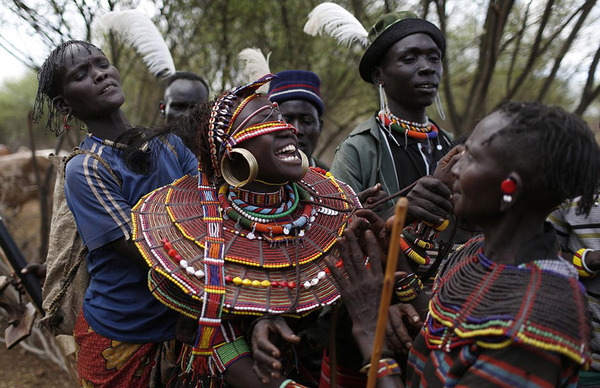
[207,73,296,178]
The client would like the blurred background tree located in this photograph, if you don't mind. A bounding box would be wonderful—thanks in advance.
[1,0,599,162]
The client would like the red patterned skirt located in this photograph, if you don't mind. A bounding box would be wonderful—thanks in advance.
[74,310,160,387]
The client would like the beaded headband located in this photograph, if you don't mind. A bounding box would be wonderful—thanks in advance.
[208,73,296,178]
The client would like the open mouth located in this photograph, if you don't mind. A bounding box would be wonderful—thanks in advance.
[415,83,438,92]
[275,144,299,162]
[100,82,117,95]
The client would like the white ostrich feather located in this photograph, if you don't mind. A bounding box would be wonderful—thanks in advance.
[303,2,369,47]
[238,48,272,94]
[98,10,175,78]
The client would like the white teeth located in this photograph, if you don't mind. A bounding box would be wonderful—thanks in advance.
[275,144,296,155]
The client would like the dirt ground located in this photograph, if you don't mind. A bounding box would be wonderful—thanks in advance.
[0,341,76,387]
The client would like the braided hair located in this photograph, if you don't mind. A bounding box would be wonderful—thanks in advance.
[486,101,600,216]
[33,40,102,136]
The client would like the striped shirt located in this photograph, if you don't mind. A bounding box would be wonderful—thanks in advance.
[549,199,600,373]
[65,134,197,342]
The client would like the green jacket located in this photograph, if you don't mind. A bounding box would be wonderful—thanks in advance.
[330,116,399,216]
[330,115,451,217]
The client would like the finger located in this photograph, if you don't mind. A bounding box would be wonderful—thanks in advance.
[253,324,282,358]
[400,303,423,328]
[388,306,413,350]
[341,229,363,278]
[273,320,301,344]
[363,230,383,274]
[385,320,404,352]
[326,251,348,292]
[252,361,272,385]
[252,346,282,374]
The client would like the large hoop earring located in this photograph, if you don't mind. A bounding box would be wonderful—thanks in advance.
[299,149,309,177]
[220,148,259,188]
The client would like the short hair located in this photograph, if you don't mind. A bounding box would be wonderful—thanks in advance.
[33,40,101,135]
[487,101,600,215]
[165,71,209,93]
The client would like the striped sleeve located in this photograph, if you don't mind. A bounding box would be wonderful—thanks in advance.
[64,152,131,250]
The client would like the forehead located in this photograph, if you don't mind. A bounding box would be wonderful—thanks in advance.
[278,100,319,117]
[231,95,274,128]
[165,79,208,100]
[59,44,105,68]
[467,111,511,150]
[387,33,440,55]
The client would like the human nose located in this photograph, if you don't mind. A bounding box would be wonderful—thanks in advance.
[417,57,435,75]
[93,67,108,83]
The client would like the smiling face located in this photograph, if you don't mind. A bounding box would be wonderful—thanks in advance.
[375,33,442,114]
[451,111,512,225]
[54,43,125,121]
[279,100,322,159]
[230,96,305,187]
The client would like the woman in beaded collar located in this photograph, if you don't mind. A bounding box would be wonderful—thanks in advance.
[327,101,600,387]
[126,74,359,386]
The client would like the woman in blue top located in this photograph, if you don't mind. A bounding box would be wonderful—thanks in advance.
[33,40,197,387]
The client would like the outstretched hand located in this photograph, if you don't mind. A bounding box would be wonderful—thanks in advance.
[250,316,300,384]
[327,228,388,359]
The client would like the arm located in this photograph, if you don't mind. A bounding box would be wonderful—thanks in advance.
[330,134,377,195]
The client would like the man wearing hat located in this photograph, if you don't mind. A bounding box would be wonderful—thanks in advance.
[329,11,452,217]
[267,70,329,170]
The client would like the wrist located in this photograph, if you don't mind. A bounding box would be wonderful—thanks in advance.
[573,249,599,278]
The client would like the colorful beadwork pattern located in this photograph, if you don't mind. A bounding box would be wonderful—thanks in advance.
[423,236,591,367]
[132,167,359,318]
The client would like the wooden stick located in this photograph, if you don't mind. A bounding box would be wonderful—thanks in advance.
[366,197,409,388]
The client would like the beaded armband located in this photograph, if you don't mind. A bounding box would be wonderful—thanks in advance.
[573,248,598,278]
[394,273,424,302]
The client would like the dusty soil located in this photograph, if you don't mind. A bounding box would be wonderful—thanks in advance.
[0,343,76,387]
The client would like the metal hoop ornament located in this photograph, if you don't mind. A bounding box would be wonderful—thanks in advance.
[220,148,259,188]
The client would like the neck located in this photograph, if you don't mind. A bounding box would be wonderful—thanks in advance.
[83,109,129,141]
[480,211,549,265]
[387,100,428,124]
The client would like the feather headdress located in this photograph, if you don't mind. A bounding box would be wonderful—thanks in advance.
[98,10,175,78]
[238,48,271,94]
[303,2,368,47]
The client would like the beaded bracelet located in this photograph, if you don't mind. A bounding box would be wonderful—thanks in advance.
[394,273,424,302]
[582,249,598,273]
[279,379,307,388]
[573,249,598,278]
[359,358,401,380]
[400,237,430,266]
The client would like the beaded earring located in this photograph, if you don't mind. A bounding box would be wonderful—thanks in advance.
[501,177,516,203]
[63,112,73,131]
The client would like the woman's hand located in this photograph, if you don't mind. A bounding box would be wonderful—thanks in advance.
[327,228,385,360]
[250,316,300,384]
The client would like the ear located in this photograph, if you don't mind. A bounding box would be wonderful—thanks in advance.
[318,119,323,133]
[500,172,523,212]
[159,101,166,118]
[52,95,71,115]
[372,66,384,85]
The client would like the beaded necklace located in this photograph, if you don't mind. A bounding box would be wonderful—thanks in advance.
[88,133,149,152]
[377,109,438,139]
[218,183,315,238]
